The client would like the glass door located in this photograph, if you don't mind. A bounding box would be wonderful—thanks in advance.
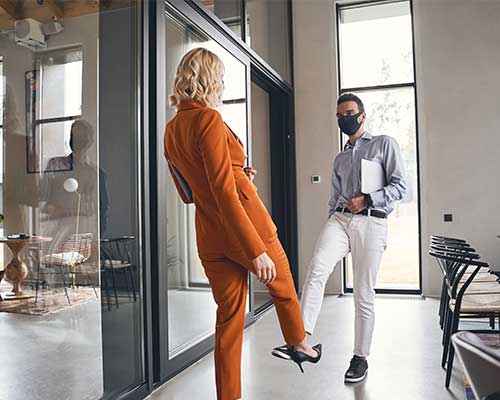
[159,2,252,380]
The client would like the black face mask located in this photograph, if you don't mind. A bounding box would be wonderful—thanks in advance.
[338,112,363,136]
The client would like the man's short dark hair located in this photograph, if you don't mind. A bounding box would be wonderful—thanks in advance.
[337,93,364,113]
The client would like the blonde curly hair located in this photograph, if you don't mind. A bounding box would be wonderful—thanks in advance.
[169,47,225,108]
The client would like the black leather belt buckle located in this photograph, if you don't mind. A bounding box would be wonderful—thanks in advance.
[336,207,387,219]
[366,209,387,219]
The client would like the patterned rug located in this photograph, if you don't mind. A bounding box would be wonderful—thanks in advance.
[0,282,99,315]
[463,333,500,400]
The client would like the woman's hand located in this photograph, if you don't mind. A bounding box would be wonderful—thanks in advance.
[252,252,276,285]
[244,166,257,182]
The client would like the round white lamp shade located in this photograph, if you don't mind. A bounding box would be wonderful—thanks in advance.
[63,178,79,193]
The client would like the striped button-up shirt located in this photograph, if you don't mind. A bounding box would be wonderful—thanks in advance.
[328,131,407,218]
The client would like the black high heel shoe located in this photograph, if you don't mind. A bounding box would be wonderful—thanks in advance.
[289,344,322,373]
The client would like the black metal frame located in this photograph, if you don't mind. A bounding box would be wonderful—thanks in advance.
[150,0,299,387]
[99,2,154,400]
[107,0,298,398]
[336,0,423,296]
[248,69,296,314]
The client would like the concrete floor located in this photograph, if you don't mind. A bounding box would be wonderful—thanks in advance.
[150,295,467,400]
[0,296,144,400]
[0,299,103,400]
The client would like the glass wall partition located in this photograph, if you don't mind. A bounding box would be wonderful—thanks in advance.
[0,2,145,399]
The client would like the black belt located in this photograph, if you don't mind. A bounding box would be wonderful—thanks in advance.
[335,207,387,219]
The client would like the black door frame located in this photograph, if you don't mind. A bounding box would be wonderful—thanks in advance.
[102,2,154,400]
[251,68,299,292]
[249,69,298,314]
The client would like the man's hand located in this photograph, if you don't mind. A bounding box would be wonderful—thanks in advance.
[252,252,276,285]
[244,166,257,182]
[347,195,366,214]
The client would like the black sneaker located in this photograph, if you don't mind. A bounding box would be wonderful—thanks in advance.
[344,355,368,383]
[271,344,293,360]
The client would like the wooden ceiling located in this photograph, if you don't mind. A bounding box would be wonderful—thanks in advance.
[0,0,135,31]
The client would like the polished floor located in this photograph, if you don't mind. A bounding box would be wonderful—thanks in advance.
[151,295,468,400]
[0,295,142,400]
[0,299,103,400]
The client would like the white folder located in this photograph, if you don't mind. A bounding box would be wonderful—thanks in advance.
[361,159,386,194]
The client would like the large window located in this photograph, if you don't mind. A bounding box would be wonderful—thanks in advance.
[337,1,420,292]
[28,47,83,173]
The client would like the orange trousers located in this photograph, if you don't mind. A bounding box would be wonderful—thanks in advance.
[201,236,306,400]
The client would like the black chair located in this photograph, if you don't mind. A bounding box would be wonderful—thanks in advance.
[100,236,137,310]
[431,235,468,243]
[452,331,500,400]
[429,250,499,388]
[430,238,480,330]
[430,237,497,331]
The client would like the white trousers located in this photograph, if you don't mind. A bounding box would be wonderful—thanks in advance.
[300,212,388,358]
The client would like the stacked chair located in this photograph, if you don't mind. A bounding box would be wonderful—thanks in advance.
[429,235,500,388]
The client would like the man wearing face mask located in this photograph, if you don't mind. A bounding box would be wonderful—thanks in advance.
[282,93,407,383]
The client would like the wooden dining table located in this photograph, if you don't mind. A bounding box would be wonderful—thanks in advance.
[0,235,52,301]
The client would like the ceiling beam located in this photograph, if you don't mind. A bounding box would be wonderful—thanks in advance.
[0,0,21,20]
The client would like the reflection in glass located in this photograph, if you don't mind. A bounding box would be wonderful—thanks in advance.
[36,120,74,171]
[0,2,143,399]
[38,48,83,120]
[165,12,248,357]
[345,88,419,290]
[246,0,291,81]
[0,12,103,400]
[339,2,413,88]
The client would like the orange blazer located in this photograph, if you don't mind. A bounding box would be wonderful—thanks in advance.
[164,100,277,260]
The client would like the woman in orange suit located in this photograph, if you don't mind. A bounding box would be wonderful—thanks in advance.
[164,48,321,400]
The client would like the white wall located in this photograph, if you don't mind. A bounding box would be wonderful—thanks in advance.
[413,0,500,295]
[293,0,342,295]
[293,0,500,297]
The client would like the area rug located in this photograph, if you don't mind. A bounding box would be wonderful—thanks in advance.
[463,333,500,400]
[0,281,99,316]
